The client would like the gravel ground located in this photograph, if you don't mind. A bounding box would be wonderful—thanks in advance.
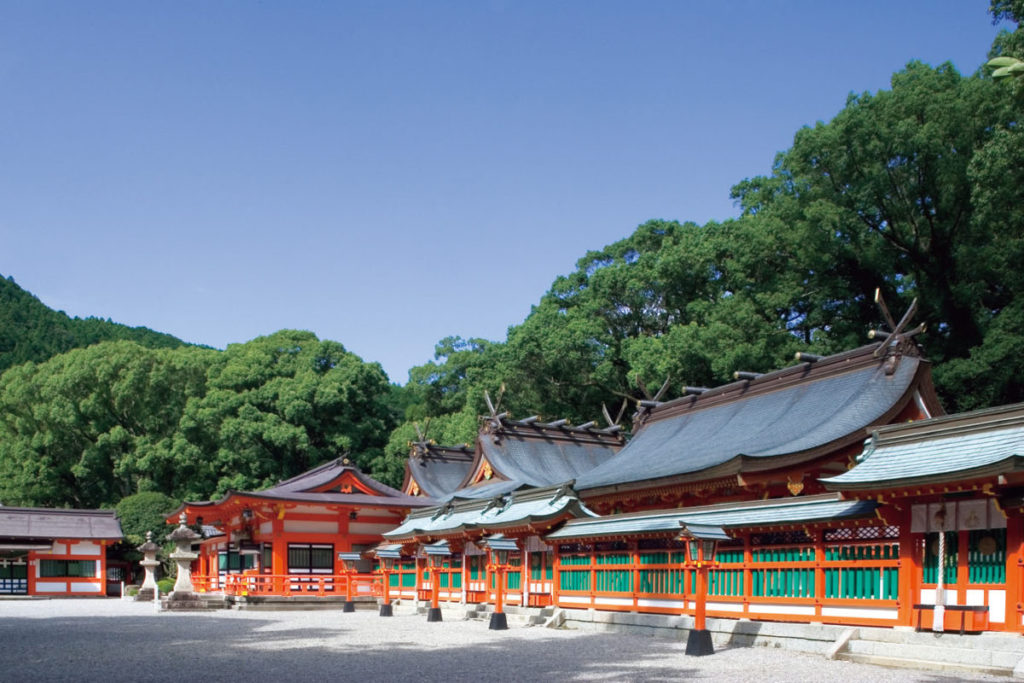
[0,598,1007,682]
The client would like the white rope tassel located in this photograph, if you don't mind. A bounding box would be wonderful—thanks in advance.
[934,525,946,632]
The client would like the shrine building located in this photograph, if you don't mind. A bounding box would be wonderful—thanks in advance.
[381,335,1023,634]
[169,457,431,598]
[0,506,122,596]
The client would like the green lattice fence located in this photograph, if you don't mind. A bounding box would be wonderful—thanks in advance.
[968,528,1006,585]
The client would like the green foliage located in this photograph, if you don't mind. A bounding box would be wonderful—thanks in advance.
[402,32,1024,429]
[990,1,1024,59]
[167,330,398,499]
[0,341,215,507]
[157,577,175,593]
[0,329,397,508]
[115,492,180,546]
[0,275,187,374]
[733,60,1021,407]
[378,407,478,488]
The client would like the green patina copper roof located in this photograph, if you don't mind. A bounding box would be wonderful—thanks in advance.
[822,402,1024,490]
[384,484,593,540]
[546,493,877,541]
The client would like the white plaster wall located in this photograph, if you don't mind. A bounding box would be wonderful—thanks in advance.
[283,520,338,534]
[636,598,685,609]
[749,603,816,616]
[70,582,101,593]
[708,601,744,613]
[35,582,67,593]
[349,522,396,535]
[594,597,633,606]
[986,589,1006,623]
[68,541,101,556]
[820,606,897,620]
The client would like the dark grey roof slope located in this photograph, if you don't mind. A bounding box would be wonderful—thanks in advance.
[440,417,625,502]
[439,479,524,502]
[266,457,403,498]
[405,445,474,498]
[576,344,935,493]
[0,507,123,540]
[823,402,1024,491]
[479,432,618,487]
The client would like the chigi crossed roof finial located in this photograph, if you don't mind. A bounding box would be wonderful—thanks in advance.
[483,385,509,442]
[869,288,926,374]
[601,399,628,434]
[409,419,434,459]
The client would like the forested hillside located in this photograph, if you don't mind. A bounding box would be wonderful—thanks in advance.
[0,330,399,509]
[0,275,187,373]
[1,1,1021,513]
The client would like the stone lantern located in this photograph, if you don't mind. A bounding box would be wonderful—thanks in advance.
[135,531,161,602]
[166,512,201,606]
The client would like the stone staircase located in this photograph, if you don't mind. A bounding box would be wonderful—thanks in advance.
[835,627,1024,678]
[411,601,554,626]
[463,602,554,626]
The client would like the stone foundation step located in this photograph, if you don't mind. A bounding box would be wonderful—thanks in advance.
[837,651,1014,678]
[855,626,1024,652]
[844,637,1023,671]
[413,602,551,626]
[463,604,551,625]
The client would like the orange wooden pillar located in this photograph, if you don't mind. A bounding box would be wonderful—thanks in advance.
[493,562,505,616]
[338,552,360,612]
[813,529,825,621]
[99,541,108,595]
[424,545,449,622]
[631,541,640,611]
[485,538,516,630]
[741,533,752,618]
[27,550,36,595]
[896,507,918,628]
[1005,511,1023,633]
[552,549,562,607]
[272,517,287,595]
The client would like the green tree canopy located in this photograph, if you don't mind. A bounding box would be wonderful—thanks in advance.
[167,330,397,499]
[0,341,214,507]
[115,491,180,546]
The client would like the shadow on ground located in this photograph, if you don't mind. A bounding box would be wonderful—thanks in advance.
[0,612,687,682]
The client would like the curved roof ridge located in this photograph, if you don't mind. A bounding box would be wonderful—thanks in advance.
[639,342,899,426]
[576,350,931,493]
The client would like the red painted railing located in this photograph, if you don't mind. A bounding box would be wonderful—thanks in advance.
[219,572,381,598]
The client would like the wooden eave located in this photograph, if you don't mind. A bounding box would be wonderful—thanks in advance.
[832,466,1024,500]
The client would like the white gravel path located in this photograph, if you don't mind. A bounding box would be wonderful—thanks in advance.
[0,599,1006,682]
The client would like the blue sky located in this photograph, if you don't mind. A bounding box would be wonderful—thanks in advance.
[0,1,1008,383]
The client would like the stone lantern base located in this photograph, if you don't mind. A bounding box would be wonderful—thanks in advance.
[162,591,213,611]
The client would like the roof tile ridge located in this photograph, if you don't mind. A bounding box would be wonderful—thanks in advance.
[642,343,897,425]
[0,506,117,515]
[491,416,626,445]
[272,457,344,487]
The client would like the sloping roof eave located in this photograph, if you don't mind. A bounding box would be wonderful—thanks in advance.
[822,455,1024,492]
